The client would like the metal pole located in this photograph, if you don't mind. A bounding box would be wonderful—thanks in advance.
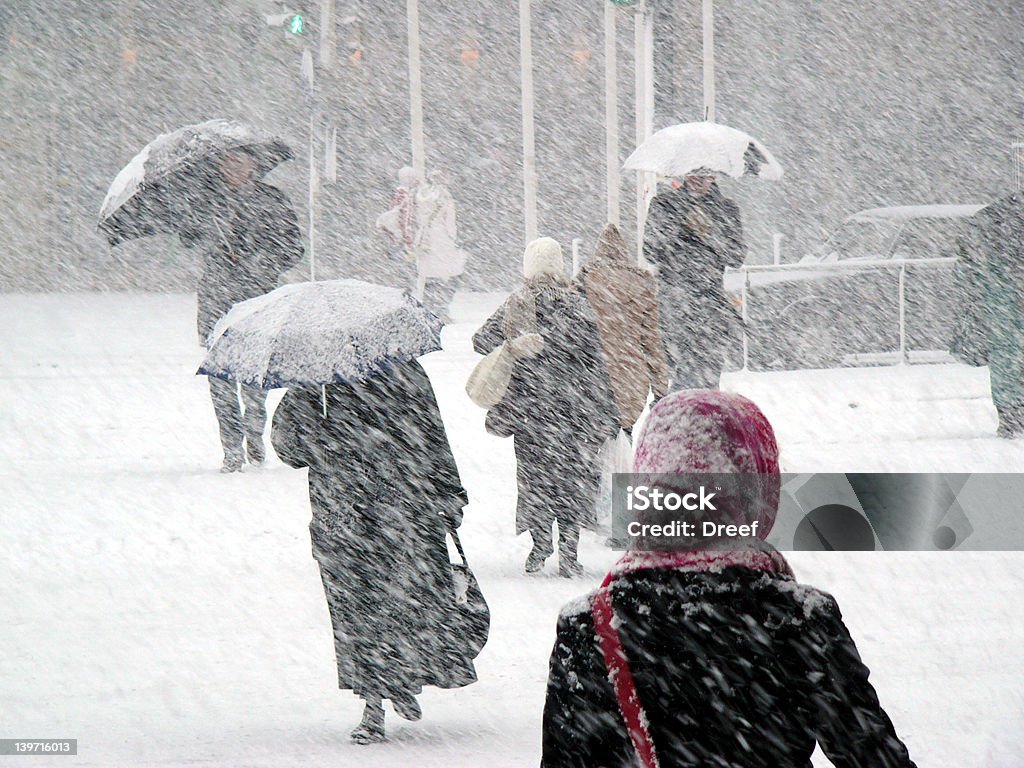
[604,2,620,227]
[407,0,426,181]
[741,269,750,371]
[319,0,335,68]
[520,0,539,243]
[702,0,716,121]
[898,264,907,363]
[642,5,655,253]
[301,48,317,281]
[634,1,646,258]
[772,232,783,265]
[309,109,316,281]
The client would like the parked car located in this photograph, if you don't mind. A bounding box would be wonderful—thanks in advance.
[724,204,987,369]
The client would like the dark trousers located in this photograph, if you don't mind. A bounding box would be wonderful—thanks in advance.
[530,521,581,565]
[208,377,267,458]
[421,278,458,323]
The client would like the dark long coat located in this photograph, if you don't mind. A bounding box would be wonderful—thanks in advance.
[184,178,304,343]
[642,183,745,387]
[542,567,917,768]
[473,280,619,535]
[271,360,476,697]
[951,194,1024,429]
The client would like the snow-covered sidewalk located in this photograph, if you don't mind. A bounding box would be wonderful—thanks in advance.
[2,292,1022,766]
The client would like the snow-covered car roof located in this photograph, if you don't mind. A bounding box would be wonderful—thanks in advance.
[847,204,986,222]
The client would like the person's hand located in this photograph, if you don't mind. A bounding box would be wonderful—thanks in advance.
[508,332,544,360]
[685,206,713,241]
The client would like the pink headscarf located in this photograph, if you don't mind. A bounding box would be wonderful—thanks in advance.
[633,389,781,540]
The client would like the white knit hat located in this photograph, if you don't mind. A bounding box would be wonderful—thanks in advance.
[522,237,565,280]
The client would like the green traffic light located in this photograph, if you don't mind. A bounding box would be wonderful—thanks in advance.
[289,14,304,34]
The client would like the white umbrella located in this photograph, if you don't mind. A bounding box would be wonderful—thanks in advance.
[197,279,442,389]
[624,121,783,180]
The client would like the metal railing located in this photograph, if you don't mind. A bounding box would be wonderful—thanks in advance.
[726,256,958,370]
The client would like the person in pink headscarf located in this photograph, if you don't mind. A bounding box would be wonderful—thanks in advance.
[541,390,917,768]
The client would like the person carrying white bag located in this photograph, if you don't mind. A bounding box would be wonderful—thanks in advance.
[470,237,619,577]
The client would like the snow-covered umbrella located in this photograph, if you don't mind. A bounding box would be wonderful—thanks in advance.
[624,121,783,180]
[98,119,293,247]
[197,279,443,390]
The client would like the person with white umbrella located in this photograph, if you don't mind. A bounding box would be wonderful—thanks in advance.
[643,167,744,389]
[199,280,483,744]
[627,121,781,390]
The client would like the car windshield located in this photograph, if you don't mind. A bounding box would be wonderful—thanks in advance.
[890,217,968,259]
[815,219,901,261]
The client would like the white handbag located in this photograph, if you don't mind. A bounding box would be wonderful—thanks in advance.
[465,333,544,408]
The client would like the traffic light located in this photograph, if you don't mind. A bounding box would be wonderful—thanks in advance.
[288,13,304,34]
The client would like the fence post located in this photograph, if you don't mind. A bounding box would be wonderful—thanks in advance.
[898,263,907,364]
[741,268,750,370]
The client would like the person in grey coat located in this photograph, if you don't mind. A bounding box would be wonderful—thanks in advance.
[643,170,745,389]
[271,359,476,744]
[473,238,619,577]
[183,148,303,471]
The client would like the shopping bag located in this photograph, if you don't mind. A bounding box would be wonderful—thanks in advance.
[596,428,633,535]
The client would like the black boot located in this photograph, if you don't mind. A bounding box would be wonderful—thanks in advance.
[350,698,385,744]
[525,526,554,574]
[558,524,583,578]
[390,690,422,721]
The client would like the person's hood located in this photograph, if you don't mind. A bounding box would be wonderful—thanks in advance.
[633,389,780,540]
[592,223,633,265]
[523,237,565,280]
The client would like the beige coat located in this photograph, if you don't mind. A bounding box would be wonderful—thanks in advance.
[578,224,669,428]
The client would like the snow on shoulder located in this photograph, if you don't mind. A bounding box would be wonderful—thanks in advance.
[559,591,597,620]
[773,578,835,619]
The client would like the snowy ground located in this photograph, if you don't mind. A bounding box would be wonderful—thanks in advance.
[2,291,1023,767]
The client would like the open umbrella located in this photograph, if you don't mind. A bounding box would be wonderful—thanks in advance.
[197,279,443,389]
[624,122,783,180]
[98,119,293,247]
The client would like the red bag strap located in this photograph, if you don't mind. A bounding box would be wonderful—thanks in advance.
[592,577,661,768]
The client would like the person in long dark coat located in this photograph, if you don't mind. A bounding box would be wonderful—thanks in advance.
[951,193,1024,437]
[473,237,619,577]
[542,390,917,767]
[183,148,303,471]
[643,171,745,389]
[271,359,476,744]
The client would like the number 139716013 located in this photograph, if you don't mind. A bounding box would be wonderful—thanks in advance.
[0,740,77,755]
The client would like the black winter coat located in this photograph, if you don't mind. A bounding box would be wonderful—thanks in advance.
[271,361,476,696]
[473,282,619,534]
[187,179,303,343]
[642,184,745,292]
[542,567,917,768]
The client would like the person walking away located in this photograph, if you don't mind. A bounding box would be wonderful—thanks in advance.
[413,169,467,322]
[951,193,1024,437]
[577,223,669,432]
[183,148,303,472]
[271,360,475,744]
[642,169,745,389]
[473,237,619,577]
[376,166,420,287]
[541,390,918,767]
